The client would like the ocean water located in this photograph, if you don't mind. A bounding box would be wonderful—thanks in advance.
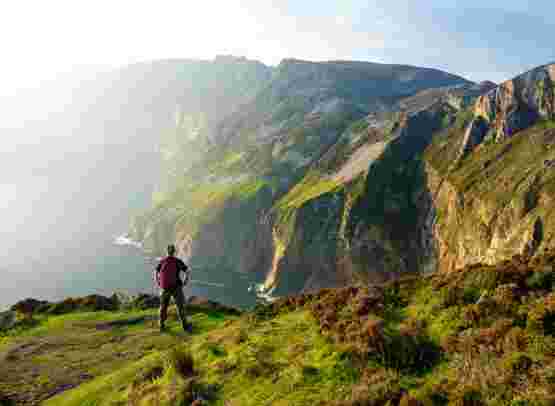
[0,241,149,311]
[0,237,259,311]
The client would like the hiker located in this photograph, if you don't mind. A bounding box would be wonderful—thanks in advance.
[155,244,192,333]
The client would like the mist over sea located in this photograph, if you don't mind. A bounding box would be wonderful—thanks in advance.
[0,235,258,311]
[0,240,153,311]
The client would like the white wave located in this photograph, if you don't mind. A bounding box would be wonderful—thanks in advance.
[113,235,142,249]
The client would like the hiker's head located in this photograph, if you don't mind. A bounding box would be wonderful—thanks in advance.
[167,245,176,256]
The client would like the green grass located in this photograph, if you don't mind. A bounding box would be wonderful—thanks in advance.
[4,258,555,405]
[348,118,370,133]
[275,173,342,210]
[0,307,236,405]
[44,310,357,406]
[195,311,359,406]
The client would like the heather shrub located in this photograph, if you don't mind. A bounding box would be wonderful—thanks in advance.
[526,270,554,290]
[399,394,423,406]
[501,352,533,381]
[462,287,481,305]
[448,385,484,406]
[366,318,386,353]
[375,330,441,373]
[360,368,404,406]
[527,295,555,335]
[441,287,462,308]
[163,346,195,378]
[503,327,529,353]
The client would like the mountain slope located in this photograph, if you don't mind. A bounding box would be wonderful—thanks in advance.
[264,61,555,296]
[265,81,492,295]
[131,59,473,302]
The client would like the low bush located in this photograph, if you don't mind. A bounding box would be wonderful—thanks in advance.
[527,295,555,335]
[503,327,529,353]
[163,346,194,378]
[449,385,484,406]
[0,394,14,406]
[377,332,441,373]
[526,271,554,290]
[502,352,533,376]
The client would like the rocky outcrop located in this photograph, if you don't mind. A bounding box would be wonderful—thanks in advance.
[11,298,49,314]
[460,64,555,156]
[10,295,120,316]
[425,63,555,273]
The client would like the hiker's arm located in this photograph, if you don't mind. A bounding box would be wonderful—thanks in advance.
[155,263,161,286]
[180,261,190,285]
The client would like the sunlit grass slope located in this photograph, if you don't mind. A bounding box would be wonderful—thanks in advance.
[2,254,555,405]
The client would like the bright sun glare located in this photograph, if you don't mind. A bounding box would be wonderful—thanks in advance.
[0,183,18,210]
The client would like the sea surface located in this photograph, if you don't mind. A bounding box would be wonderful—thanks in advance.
[0,237,259,311]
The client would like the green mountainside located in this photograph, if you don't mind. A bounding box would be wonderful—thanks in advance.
[129,59,474,302]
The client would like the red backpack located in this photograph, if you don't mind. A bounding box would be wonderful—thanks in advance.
[158,257,180,289]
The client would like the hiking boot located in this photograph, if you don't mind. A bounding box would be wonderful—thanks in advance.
[182,322,193,333]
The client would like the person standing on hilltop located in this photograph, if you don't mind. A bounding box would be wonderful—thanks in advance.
[155,244,192,333]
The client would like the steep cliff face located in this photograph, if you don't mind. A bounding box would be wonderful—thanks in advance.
[265,63,555,293]
[425,63,555,272]
[263,83,486,295]
[134,59,473,299]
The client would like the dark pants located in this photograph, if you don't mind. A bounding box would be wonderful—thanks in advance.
[159,286,188,328]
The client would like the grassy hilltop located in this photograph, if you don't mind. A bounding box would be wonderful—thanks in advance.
[1,254,554,405]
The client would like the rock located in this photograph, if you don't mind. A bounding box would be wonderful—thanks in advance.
[11,298,49,315]
[0,311,16,331]
[459,116,490,158]
[366,318,385,338]
[471,64,555,142]
[188,296,241,314]
[79,294,119,311]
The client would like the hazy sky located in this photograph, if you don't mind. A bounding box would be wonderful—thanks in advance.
[1,0,554,97]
